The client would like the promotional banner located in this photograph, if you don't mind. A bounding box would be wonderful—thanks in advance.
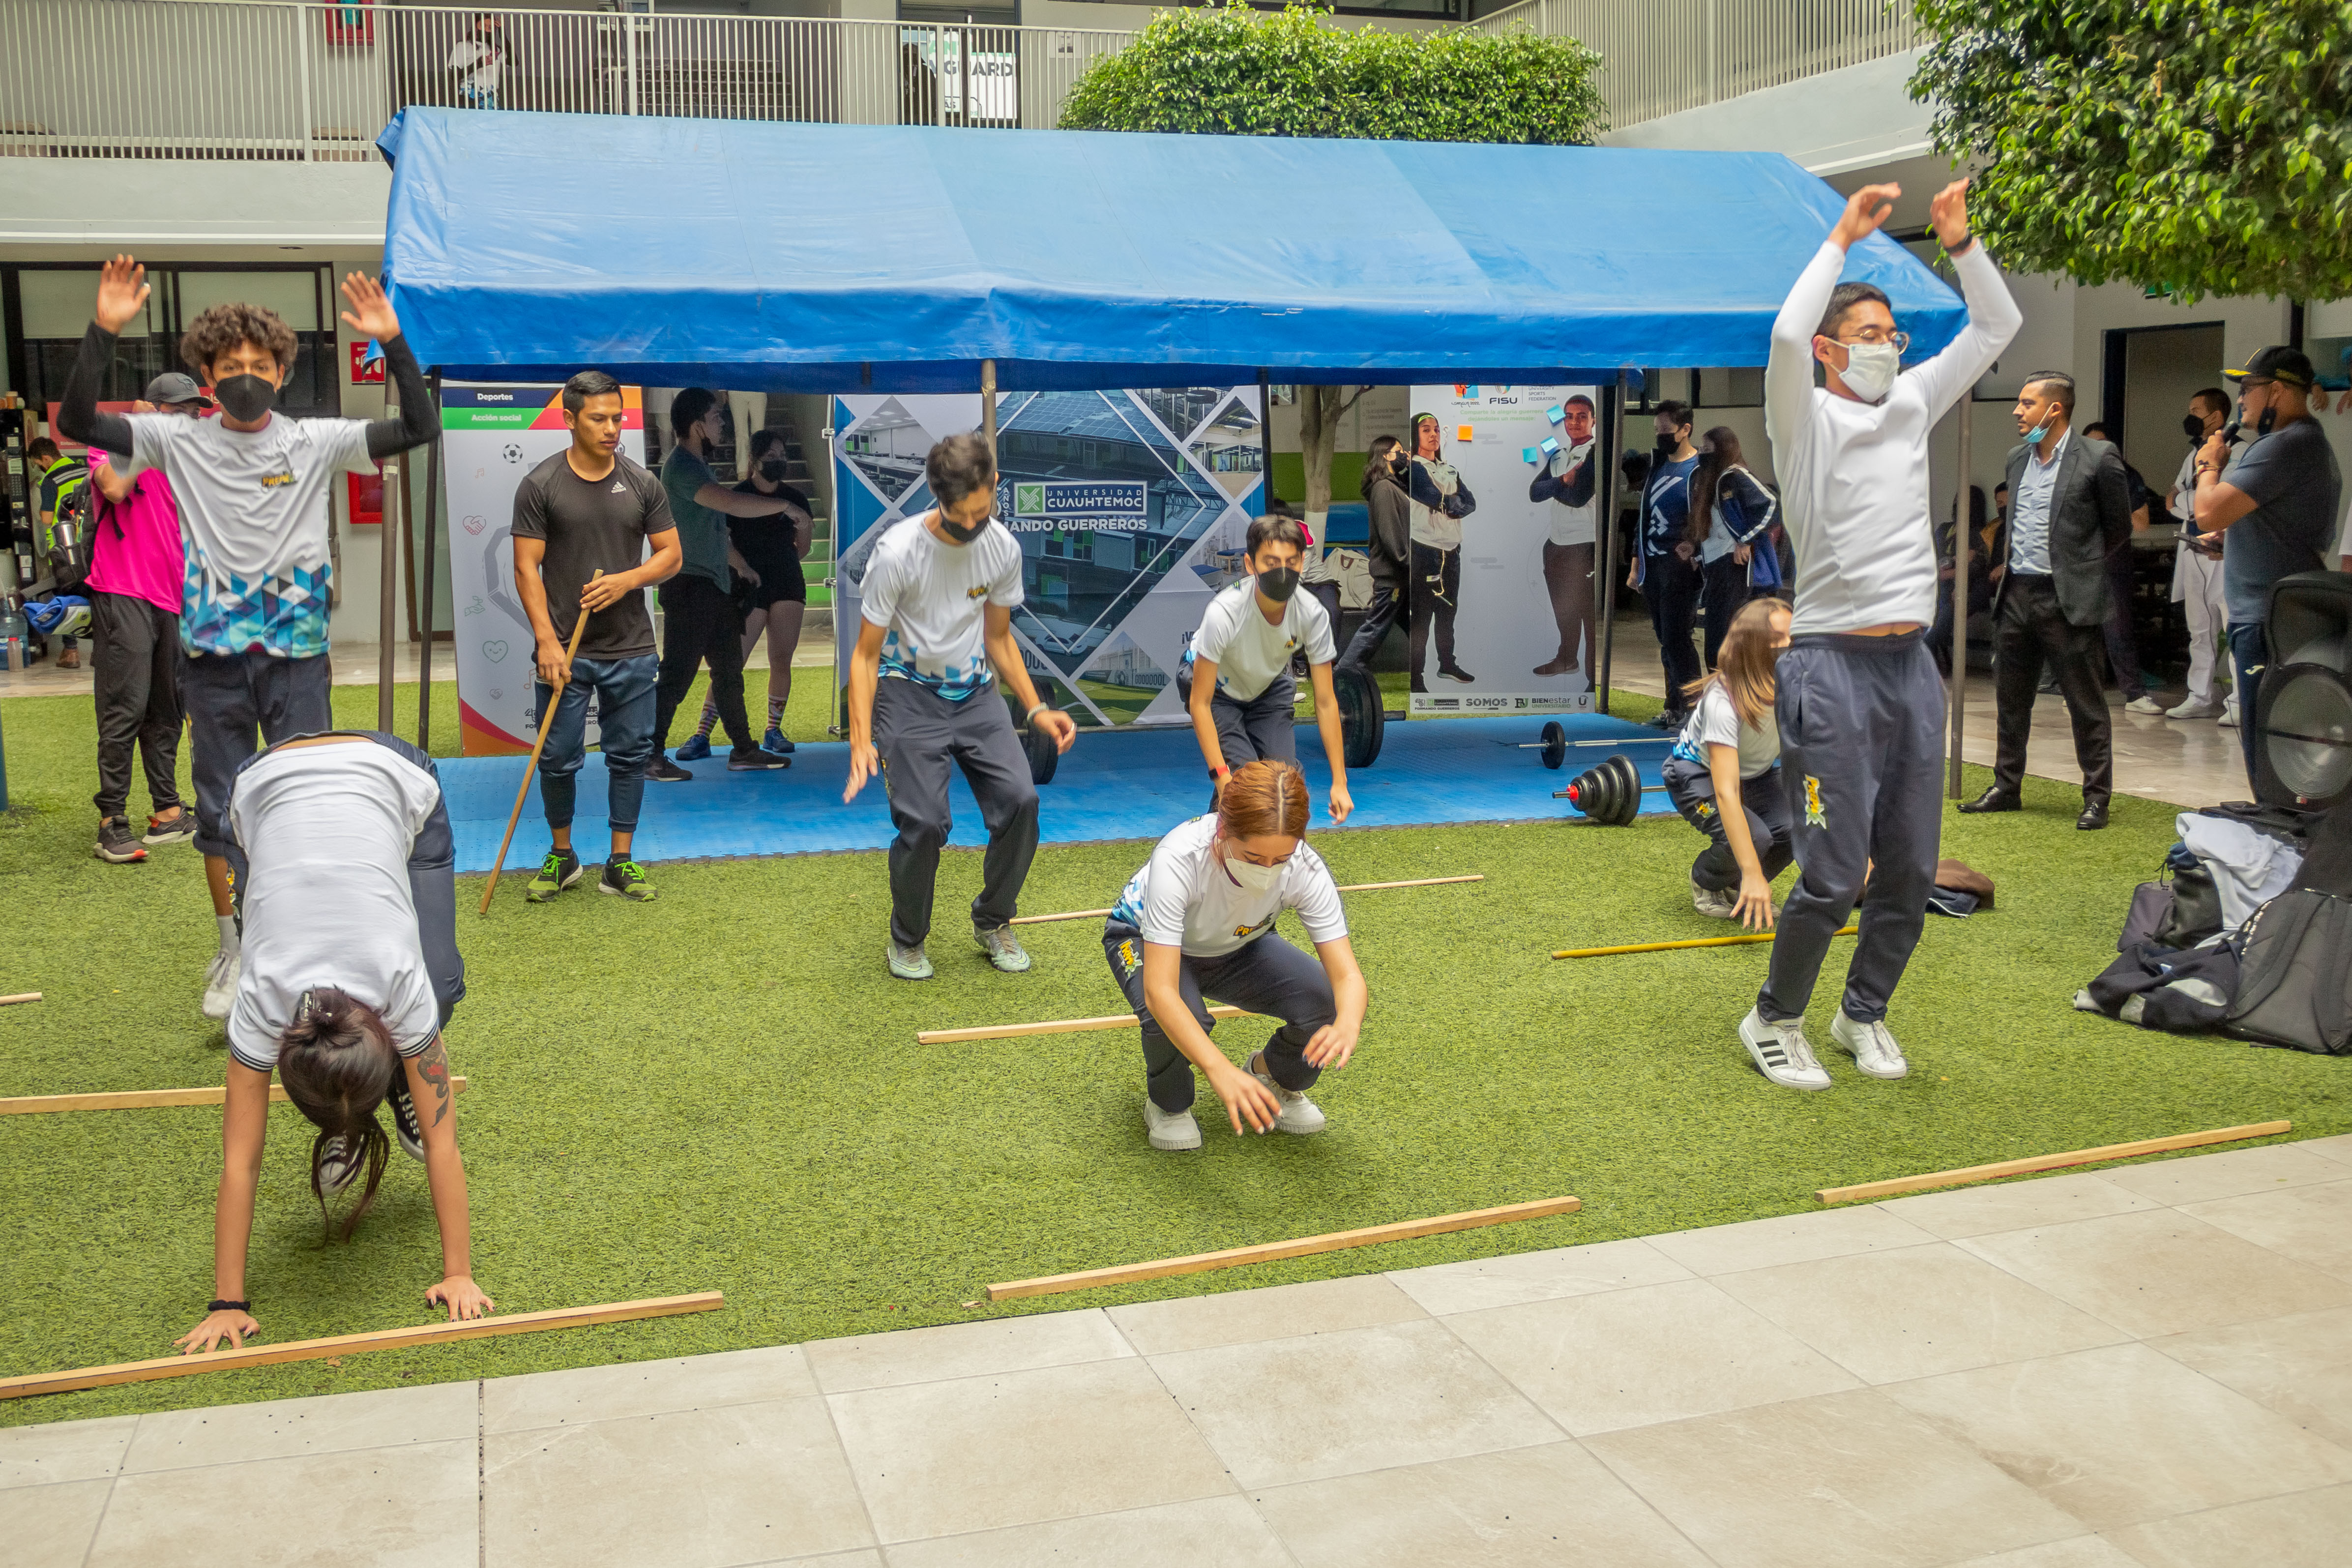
[441,382,648,755]
[832,387,1264,727]
[1406,384,1603,717]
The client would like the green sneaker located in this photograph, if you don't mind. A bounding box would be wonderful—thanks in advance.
[599,857,657,902]
[525,848,583,903]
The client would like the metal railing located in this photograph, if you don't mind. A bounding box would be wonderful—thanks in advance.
[1472,0,1919,129]
[0,0,1919,164]
[0,0,1134,162]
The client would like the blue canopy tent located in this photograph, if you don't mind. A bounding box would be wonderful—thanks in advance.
[376,107,1963,389]
[371,106,1970,745]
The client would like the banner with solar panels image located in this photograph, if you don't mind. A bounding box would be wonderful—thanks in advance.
[832,386,1264,728]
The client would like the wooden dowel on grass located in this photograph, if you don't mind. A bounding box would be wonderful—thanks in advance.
[0,1291,724,1401]
[919,1006,1255,1046]
[986,1196,1582,1302]
[1009,875,1485,927]
[0,993,40,1006]
[1815,1120,2293,1205]
[480,569,602,915]
[1553,924,1857,959]
[0,1078,467,1117]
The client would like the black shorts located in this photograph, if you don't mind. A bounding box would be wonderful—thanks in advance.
[733,551,807,611]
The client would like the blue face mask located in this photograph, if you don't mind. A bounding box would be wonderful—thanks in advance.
[2025,410,2057,445]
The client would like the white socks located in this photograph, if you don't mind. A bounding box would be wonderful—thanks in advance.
[216,914,239,956]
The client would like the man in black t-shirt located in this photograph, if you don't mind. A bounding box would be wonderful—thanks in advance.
[510,371,683,904]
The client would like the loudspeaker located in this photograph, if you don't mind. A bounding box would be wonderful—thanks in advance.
[2256,571,2352,810]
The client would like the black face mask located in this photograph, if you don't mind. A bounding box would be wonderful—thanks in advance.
[1388,454,1409,478]
[1654,433,1678,456]
[1257,565,1301,603]
[759,459,787,481]
[937,509,991,544]
[2182,414,2208,443]
[2256,404,2278,437]
[213,374,276,423]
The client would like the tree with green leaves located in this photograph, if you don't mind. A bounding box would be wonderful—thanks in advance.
[1060,0,1606,523]
[1911,0,2352,303]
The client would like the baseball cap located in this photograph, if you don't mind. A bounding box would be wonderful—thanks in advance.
[144,372,213,408]
[2223,346,2317,389]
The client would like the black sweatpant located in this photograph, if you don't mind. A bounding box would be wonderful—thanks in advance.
[1339,577,1403,673]
[1540,540,1594,672]
[652,574,753,754]
[1663,756,1794,893]
[183,649,333,858]
[873,677,1040,947]
[1701,554,1759,670]
[1644,552,1704,711]
[1408,542,1462,680]
[1761,630,1944,1027]
[89,590,183,821]
[1991,575,2113,806]
[1105,919,1334,1112]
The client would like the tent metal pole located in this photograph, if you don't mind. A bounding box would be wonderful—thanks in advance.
[418,370,442,751]
[1256,370,1272,503]
[377,414,401,732]
[980,358,997,453]
[1595,368,1627,713]
[1947,395,1971,799]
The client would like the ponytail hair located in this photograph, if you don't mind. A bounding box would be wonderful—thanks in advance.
[1682,596,1790,731]
[276,987,398,1243]
[1218,759,1310,840]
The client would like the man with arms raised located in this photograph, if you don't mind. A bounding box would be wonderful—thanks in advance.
[1738,181,2020,1092]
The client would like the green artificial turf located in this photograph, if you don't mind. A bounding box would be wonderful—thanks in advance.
[2,676,2344,1428]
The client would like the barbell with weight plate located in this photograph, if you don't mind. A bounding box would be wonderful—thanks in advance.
[1515,720,1680,769]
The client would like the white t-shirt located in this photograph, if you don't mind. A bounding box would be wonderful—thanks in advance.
[1764,239,2021,634]
[1408,456,1467,552]
[1110,814,1349,959]
[1546,441,1598,547]
[122,411,375,659]
[1191,576,1336,701]
[226,741,443,1073]
[1670,681,1782,780]
[860,514,1025,702]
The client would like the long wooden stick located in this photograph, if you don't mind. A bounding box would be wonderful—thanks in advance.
[918,1006,1255,1046]
[0,1291,723,1401]
[480,569,602,915]
[0,993,39,1006]
[1553,924,1858,960]
[0,1077,468,1117]
[987,1196,1582,1302]
[1009,875,1486,927]
[1816,1121,2293,1206]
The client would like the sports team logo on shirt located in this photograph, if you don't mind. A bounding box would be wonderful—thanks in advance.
[966,585,988,599]
[1117,938,1140,977]
[1804,775,1826,828]
[260,467,295,489]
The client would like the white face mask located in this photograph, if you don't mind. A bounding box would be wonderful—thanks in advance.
[1222,846,1284,895]
[1838,341,1901,403]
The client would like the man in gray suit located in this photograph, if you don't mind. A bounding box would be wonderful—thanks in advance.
[1961,371,2133,829]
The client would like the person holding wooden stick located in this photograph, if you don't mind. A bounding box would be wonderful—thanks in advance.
[179,732,480,1355]
[1103,759,1367,1151]
[511,371,682,904]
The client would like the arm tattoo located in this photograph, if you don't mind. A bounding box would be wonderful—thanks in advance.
[418,1036,452,1126]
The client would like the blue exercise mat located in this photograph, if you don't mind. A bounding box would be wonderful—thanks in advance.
[436,711,1677,873]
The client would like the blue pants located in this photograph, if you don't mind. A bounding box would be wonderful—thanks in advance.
[1104,920,1334,1112]
[537,653,659,836]
[2229,621,2264,794]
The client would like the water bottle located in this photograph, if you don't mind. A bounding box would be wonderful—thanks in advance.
[0,601,26,672]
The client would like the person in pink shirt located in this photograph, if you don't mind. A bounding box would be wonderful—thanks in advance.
[84,373,205,863]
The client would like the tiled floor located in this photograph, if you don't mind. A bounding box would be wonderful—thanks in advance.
[9,1136,2351,1567]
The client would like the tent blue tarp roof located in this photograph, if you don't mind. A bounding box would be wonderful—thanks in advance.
[378,107,1964,392]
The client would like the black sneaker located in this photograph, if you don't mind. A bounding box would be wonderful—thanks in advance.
[525,847,583,903]
[600,858,657,901]
[727,745,792,771]
[647,754,693,783]
[386,1073,425,1161]
[1438,664,1476,684]
[95,816,148,863]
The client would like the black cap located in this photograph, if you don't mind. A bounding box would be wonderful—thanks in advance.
[2223,346,2317,389]
[144,372,213,409]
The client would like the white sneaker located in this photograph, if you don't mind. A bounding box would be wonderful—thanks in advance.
[1143,1097,1202,1152]
[202,948,240,1021]
[2165,697,2222,720]
[2125,695,2167,715]
[1737,1007,1831,1091]
[2219,701,2240,729]
[1247,1050,1326,1134]
[1691,877,1739,919]
[1832,1011,1911,1080]
[317,1133,362,1193]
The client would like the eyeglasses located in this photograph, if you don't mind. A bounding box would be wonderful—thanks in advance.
[1838,328,1911,353]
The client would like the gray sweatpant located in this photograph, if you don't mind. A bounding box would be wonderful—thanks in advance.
[1760,630,1944,1026]
[873,677,1040,948]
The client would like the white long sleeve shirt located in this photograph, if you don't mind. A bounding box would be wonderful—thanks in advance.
[1764,239,2022,633]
